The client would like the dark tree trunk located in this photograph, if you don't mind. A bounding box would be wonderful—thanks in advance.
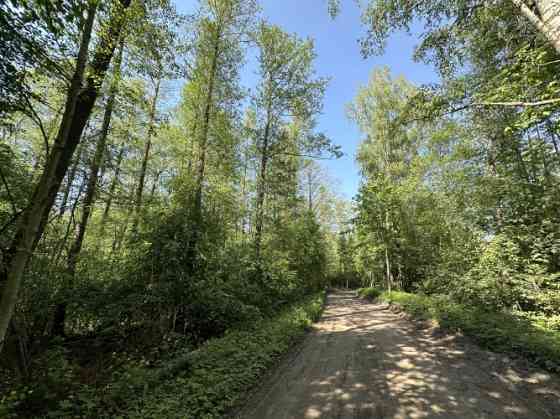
[0,0,131,350]
[59,140,85,216]
[187,26,222,272]
[52,41,125,336]
[254,99,273,261]
[131,77,161,234]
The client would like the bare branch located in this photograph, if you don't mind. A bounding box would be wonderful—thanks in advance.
[475,98,560,107]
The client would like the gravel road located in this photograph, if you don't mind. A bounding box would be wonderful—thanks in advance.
[238,290,560,419]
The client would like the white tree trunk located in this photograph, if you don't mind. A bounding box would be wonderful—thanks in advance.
[513,0,560,54]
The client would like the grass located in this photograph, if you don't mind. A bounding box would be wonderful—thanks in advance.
[124,291,326,418]
[379,291,560,372]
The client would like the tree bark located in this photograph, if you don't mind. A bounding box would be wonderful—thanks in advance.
[254,103,273,260]
[0,0,131,351]
[52,41,125,336]
[59,140,85,216]
[193,26,221,220]
[149,170,162,201]
[385,246,392,292]
[512,0,560,54]
[187,24,222,271]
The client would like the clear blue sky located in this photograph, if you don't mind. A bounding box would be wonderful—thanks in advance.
[173,0,438,199]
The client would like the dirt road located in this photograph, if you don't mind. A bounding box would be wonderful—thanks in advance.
[239,290,560,419]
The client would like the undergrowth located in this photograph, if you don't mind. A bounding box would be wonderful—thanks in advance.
[380,291,560,372]
[0,292,325,418]
[357,287,381,300]
[125,291,326,418]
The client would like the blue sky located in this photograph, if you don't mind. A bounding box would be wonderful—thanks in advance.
[173,0,438,199]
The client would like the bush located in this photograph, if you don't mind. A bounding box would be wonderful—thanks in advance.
[380,291,560,371]
[357,287,381,300]
[124,291,326,418]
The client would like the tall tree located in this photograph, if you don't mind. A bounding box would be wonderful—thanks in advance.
[52,41,125,337]
[251,23,332,259]
[182,0,256,267]
[0,0,132,350]
[129,0,182,233]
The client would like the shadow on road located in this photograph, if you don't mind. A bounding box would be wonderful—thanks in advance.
[239,290,560,419]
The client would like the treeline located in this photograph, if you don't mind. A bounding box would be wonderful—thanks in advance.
[0,0,346,415]
[341,2,560,329]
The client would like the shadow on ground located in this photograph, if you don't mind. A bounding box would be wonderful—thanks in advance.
[238,290,560,419]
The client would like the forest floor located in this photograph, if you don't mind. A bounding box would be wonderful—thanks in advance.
[237,290,560,419]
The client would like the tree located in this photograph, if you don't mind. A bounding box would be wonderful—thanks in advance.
[129,0,182,233]
[0,0,132,350]
[52,41,125,337]
[250,23,332,259]
[0,0,86,117]
[181,0,256,268]
[329,0,560,57]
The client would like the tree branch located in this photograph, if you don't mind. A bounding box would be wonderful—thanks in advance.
[0,166,17,215]
[475,98,560,107]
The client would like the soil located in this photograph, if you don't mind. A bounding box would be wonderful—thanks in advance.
[237,290,560,419]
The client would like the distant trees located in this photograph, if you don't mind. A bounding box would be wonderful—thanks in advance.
[251,23,336,259]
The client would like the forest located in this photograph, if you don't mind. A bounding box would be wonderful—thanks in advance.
[0,0,559,418]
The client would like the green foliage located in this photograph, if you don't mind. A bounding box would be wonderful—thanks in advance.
[357,287,381,300]
[0,0,341,416]
[0,293,324,418]
[0,0,86,115]
[381,291,560,371]
[126,292,325,418]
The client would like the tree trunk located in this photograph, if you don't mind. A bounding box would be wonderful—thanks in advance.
[59,140,85,216]
[385,246,392,292]
[149,170,162,201]
[187,26,222,271]
[0,0,131,351]
[384,210,393,292]
[132,77,161,234]
[193,27,221,219]
[512,0,560,54]
[254,108,272,261]
[545,119,560,157]
[52,41,125,336]
[52,177,86,268]
[238,141,250,239]
[487,136,504,231]
[100,143,125,235]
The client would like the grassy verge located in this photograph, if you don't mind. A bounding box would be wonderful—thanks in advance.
[122,291,326,418]
[379,291,560,372]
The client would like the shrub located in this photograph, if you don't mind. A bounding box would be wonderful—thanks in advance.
[357,287,381,300]
[380,291,560,371]
[124,291,326,418]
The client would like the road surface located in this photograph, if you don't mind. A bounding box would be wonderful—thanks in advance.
[238,290,560,419]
